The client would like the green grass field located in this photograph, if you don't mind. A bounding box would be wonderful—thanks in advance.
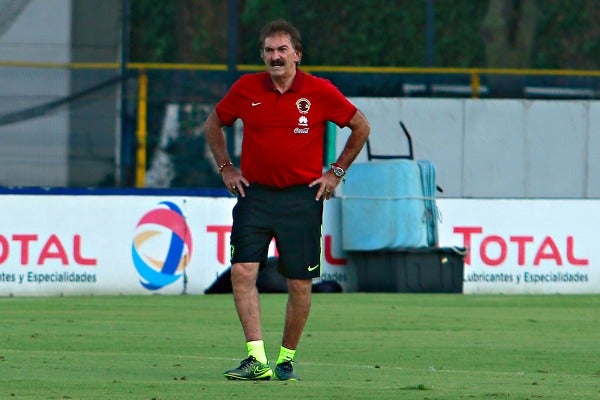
[1,293,599,399]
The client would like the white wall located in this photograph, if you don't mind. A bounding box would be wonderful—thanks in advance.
[0,0,72,186]
[340,98,600,199]
[0,0,71,62]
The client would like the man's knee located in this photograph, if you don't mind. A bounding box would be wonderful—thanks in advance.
[287,278,312,296]
[231,263,259,286]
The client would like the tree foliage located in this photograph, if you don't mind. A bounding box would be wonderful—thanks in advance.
[533,0,600,69]
[130,1,176,62]
[481,0,539,68]
[130,0,600,70]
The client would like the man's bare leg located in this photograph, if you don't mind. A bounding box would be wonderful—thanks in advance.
[282,278,313,349]
[223,262,273,380]
[231,262,262,341]
[272,278,312,380]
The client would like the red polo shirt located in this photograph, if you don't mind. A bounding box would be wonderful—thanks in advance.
[215,69,357,188]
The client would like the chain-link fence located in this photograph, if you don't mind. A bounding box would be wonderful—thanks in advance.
[2,63,600,189]
[0,64,121,187]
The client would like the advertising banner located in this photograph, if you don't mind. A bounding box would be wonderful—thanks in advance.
[437,199,599,294]
[0,195,354,296]
[1,195,598,296]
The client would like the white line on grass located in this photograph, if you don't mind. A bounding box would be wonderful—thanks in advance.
[3,349,593,379]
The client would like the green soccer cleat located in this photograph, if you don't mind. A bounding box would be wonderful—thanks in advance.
[274,360,300,381]
[224,356,273,380]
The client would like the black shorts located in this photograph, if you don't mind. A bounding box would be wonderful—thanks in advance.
[230,183,324,279]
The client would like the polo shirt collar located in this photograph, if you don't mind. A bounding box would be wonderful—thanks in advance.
[262,68,305,92]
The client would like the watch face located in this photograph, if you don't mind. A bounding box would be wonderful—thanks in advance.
[333,167,344,177]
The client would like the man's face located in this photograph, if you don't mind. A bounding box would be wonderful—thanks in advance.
[261,33,300,79]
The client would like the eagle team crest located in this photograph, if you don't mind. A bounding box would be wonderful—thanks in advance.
[296,98,311,114]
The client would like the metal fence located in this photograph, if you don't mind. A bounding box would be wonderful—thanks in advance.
[2,62,600,189]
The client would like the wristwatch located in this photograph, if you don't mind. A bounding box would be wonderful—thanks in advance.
[330,163,346,179]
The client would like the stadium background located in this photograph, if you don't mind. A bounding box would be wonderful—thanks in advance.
[1,0,600,195]
[1,4,598,397]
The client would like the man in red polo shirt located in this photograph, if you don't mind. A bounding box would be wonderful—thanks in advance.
[204,19,370,381]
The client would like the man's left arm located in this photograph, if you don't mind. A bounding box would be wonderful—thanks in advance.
[334,109,370,171]
[311,109,370,200]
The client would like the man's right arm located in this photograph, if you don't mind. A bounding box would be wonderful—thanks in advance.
[204,110,232,169]
[204,110,248,195]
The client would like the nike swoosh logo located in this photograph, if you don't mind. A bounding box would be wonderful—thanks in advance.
[253,366,270,374]
[307,264,319,272]
[252,102,261,106]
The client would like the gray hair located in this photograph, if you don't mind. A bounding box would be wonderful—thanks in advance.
[259,19,303,54]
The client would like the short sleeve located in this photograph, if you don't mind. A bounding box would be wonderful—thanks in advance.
[322,80,357,127]
[215,80,244,127]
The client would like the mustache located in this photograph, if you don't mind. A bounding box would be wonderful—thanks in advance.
[270,60,285,66]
